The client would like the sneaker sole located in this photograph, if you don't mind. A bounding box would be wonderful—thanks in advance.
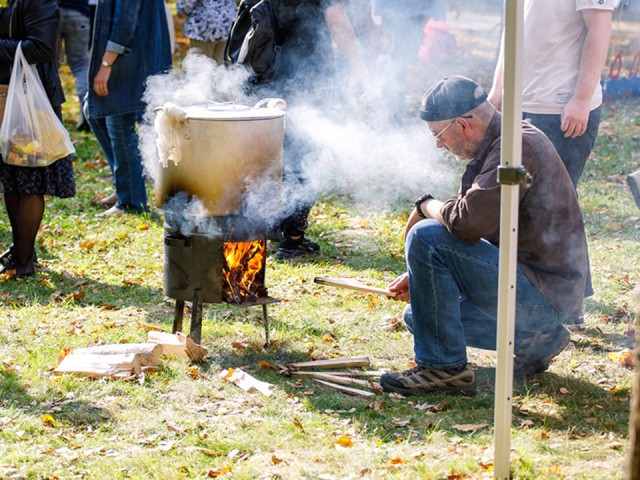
[379,380,476,397]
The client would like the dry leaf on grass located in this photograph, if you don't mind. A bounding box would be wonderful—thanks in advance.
[258,360,277,371]
[607,349,634,368]
[335,435,354,448]
[41,414,56,427]
[452,423,488,432]
[206,466,231,477]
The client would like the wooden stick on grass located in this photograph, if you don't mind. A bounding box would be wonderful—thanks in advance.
[313,379,377,398]
[286,356,370,370]
[314,277,392,296]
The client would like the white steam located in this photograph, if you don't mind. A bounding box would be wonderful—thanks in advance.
[139,50,456,227]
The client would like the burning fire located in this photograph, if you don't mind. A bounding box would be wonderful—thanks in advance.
[222,240,266,303]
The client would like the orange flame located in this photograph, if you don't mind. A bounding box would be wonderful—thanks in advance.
[222,240,266,303]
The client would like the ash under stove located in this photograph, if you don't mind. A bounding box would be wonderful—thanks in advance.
[163,212,279,345]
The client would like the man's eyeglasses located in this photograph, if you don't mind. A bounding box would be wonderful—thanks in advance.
[431,115,472,142]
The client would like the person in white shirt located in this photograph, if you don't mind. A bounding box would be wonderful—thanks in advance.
[488,0,614,188]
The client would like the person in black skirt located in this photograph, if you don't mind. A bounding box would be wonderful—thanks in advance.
[0,0,76,277]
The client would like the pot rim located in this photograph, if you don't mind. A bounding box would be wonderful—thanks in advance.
[183,101,286,121]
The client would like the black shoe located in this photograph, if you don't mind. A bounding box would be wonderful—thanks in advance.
[267,227,282,242]
[0,245,12,267]
[76,108,91,132]
[0,246,38,272]
[275,235,320,260]
[514,325,571,377]
[0,259,35,277]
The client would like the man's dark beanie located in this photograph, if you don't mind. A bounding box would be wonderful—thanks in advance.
[419,75,488,122]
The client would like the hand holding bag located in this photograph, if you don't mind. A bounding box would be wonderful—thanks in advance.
[0,43,75,167]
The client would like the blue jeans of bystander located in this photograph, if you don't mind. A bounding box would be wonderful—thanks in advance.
[523,106,601,189]
[404,220,568,370]
[59,8,90,105]
[88,112,147,212]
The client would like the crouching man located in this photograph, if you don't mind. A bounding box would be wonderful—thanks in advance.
[380,75,588,396]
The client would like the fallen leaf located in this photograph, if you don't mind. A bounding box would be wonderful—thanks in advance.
[137,322,164,332]
[41,414,56,427]
[389,457,407,465]
[79,240,96,251]
[258,360,277,371]
[292,418,305,432]
[272,455,283,465]
[187,366,205,380]
[57,348,72,364]
[335,435,354,448]
[415,403,442,412]
[559,387,570,395]
[207,466,231,477]
[452,423,488,432]
[392,419,410,428]
[322,333,336,343]
[608,349,634,368]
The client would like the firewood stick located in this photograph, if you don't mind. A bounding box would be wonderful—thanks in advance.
[74,343,163,366]
[314,277,392,296]
[287,356,370,370]
[290,370,384,378]
[300,372,372,387]
[313,379,376,397]
[55,352,142,377]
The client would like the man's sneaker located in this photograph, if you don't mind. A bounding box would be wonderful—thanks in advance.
[275,235,320,260]
[514,324,571,378]
[380,364,476,396]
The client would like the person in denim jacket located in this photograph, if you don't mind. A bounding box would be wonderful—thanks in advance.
[86,0,172,215]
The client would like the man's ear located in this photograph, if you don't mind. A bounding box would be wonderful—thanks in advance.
[458,116,472,137]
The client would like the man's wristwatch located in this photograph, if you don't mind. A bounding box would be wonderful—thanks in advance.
[101,59,113,68]
[414,193,434,218]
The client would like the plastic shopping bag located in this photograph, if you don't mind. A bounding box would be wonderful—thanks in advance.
[0,43,74,167]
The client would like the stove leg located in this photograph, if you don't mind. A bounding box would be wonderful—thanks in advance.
[262,303,270,348]
[190,289,203,345]
[172,300,184,334]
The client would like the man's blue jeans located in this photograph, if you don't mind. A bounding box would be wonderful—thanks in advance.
[88,112,147,212]
[59,8,90,105]
[404,220,567,370]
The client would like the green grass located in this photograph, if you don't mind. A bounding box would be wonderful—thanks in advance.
[1,37,639,480]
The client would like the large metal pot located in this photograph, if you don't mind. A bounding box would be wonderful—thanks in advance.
[154,99,286,216]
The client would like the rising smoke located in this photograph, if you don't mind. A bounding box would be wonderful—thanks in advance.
[139,37,458,229]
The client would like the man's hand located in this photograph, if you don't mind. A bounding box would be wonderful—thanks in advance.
[387,273,410,302]
[561,97,590,138]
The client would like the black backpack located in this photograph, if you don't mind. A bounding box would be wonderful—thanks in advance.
[224,0,281,83]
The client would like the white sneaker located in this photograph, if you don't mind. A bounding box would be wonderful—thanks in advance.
[96,205,126,217]
[98,192,118,207]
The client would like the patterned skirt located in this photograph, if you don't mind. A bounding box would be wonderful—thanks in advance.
[0,155,76,198]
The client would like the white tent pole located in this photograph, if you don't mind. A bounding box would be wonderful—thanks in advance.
[494,0,524,478]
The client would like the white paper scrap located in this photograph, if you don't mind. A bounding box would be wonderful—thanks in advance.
[220,368,274,396]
